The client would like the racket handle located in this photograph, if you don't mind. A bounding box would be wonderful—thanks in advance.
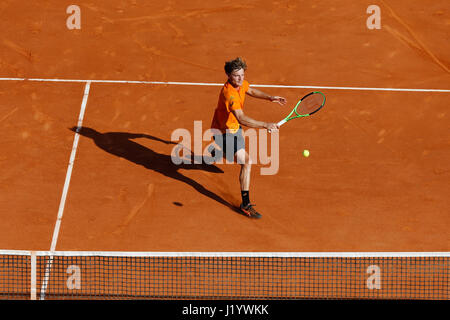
[277,119,287,127]
[268,119,287,133]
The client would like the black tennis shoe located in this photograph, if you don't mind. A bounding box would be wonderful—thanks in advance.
[239,203,262,219]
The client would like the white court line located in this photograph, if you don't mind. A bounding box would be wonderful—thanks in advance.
[40,81,91,300]
[49,81,91,251]
[0,77,449,92]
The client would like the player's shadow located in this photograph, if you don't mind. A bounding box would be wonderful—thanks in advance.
[70,126,236,211]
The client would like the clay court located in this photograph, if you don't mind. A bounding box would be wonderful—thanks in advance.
[0,0,449,300]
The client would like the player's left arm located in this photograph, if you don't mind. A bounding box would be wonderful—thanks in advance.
[246,87,287,105]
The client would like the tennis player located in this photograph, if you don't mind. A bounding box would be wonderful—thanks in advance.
[210,57,286,218]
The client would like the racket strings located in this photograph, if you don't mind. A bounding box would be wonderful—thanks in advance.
[296,93,324,115]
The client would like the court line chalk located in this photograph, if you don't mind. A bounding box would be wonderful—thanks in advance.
[40,81,91,300]
[0,77,449,92]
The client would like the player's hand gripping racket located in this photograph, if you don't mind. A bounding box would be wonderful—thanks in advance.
[269,91,326,132]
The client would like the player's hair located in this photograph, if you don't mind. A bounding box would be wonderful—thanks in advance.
[224,57,247,75]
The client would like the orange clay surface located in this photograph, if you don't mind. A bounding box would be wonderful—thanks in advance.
[0,1,449,252]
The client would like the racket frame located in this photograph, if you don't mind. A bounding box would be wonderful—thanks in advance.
[277,91,326,128]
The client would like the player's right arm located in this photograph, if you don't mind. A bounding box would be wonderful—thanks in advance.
[231,109,278,131]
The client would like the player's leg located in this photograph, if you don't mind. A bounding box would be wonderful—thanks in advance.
[236,148,252,193]
[234,133,261,219]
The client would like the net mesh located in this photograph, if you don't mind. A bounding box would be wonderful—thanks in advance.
[0,252,448,300]
[297,92,324,115]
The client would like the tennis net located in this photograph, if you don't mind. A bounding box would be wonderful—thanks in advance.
[0,250,448,300]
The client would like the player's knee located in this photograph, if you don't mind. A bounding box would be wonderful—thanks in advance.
[238,155,252,166]
[241,157,252,167]
[241,163,251,175]
[235,149,249,165]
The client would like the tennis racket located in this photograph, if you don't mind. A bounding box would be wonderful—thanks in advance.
[269,91,326,132]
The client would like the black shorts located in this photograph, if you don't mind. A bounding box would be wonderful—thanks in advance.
[213,127,245,162]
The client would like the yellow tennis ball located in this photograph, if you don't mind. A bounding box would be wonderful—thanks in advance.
[303,149,310,157]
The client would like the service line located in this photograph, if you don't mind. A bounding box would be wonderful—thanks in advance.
[0,77,449,92]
